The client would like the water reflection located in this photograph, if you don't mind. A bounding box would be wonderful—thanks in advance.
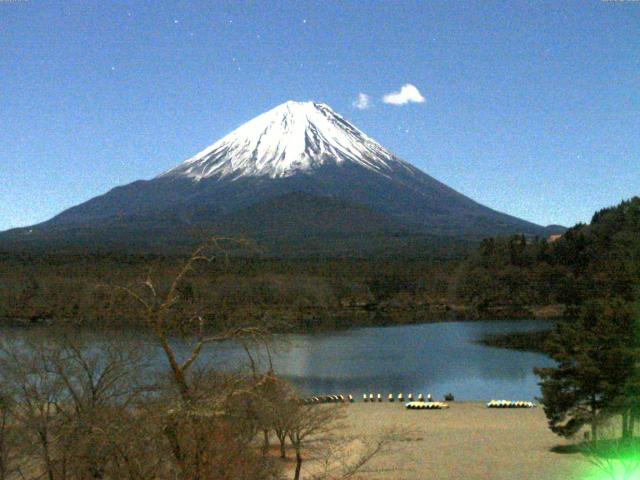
[259,321,554,400]
[0,320,554,401]
[177,320,553,400]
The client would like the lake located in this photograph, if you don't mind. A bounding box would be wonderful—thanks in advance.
[173,320,554,401]
[0,320,554,401]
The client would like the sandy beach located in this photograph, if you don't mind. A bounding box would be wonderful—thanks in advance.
[335,402,590,480]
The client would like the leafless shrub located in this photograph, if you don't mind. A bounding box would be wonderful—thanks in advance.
[0,330,152,480]
[310,427,410,480]
[287,403,346,480]
[0,335,66,480]
[0,391,18,480]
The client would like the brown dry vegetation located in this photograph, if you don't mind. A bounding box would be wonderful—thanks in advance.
[0,240,406,480]
[0,329,407,480]
[0,251,559,332]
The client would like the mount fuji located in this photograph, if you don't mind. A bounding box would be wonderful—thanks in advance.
[1,101,561,255]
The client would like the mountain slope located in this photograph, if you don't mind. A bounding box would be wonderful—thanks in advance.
[1,101,560,255]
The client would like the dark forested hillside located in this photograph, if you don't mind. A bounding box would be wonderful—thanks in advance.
[456,196,640,313]
[0,252,467,330]
[0,191,478,258]
[1,197,637,330]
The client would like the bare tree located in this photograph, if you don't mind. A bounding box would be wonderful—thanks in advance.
[287,404,345,480]
[105,237,262,401]
[0,330,154,480]
[148,368,282,480]
[50,332,150,480]
[0,391,16,480]
[258,379,298,459]
[310,428,409,480]
[0,336,65,480]
[107,237,281,480]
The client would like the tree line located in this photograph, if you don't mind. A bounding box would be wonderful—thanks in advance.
[2,197,639,332]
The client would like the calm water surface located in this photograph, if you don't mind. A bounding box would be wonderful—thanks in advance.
[2,320,554,401]
[176,320,554,401]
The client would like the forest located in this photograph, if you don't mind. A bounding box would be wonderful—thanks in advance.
[1,197,638,332]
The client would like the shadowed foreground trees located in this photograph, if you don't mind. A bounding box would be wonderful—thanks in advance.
[0,331,399,480]
[0,392,15,480]
[0,330,154,480]
[533,199,640,443]
[0,330,283,479]
[0,238,402,479]
[531,199,640,480]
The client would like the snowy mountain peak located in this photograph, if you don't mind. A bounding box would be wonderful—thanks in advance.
[160,101,408,181]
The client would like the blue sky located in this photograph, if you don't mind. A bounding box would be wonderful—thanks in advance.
[1,0,638,231]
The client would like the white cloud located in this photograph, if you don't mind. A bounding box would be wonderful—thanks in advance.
[382,84,425,105]
[352,93,372,110]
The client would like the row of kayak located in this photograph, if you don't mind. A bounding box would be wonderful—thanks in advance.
[299,396,536,409]
[486,400,536,408]
[405,401,449,409]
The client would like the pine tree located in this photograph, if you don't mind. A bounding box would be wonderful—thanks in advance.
[535,299,637,441]
[608,299,640,439]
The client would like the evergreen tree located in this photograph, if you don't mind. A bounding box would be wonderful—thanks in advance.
[608,299,640,439]
[535,299,638,441]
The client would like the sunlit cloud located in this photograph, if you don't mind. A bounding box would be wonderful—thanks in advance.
[352,93,372,110]
[382,84,425,105]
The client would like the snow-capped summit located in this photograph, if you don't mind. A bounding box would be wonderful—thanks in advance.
[160,101,410,180]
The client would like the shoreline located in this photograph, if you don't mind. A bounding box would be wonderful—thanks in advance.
[0,306,561,334]
[476,329,553,353]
